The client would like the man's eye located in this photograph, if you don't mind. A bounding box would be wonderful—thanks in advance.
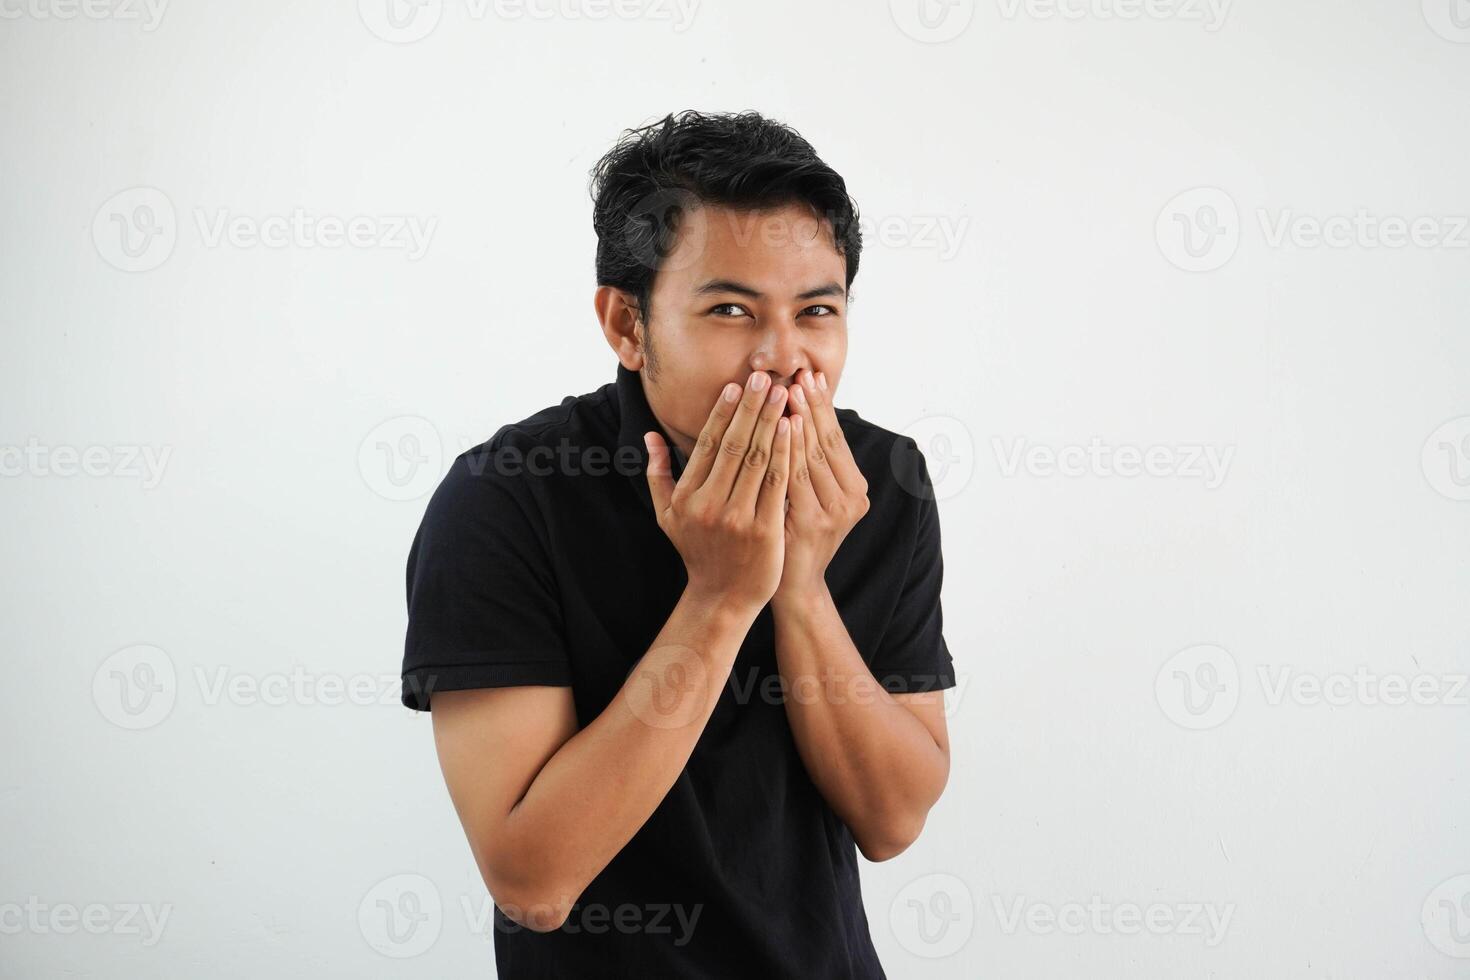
[708,303,839,319]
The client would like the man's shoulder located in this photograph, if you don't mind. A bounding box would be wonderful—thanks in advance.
[836,406,908,455]
[460,380,620,463]
[836,407,934,506]
[423,381,622,513]
[835,406,918,473]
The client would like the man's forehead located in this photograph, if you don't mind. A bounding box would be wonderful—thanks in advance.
[664,202,846,293]
[692,202,837,252]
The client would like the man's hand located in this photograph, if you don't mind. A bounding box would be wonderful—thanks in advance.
[778,368,869,599]
[645,371,792,614]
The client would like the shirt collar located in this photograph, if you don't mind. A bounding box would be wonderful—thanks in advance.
[615,362,686,513]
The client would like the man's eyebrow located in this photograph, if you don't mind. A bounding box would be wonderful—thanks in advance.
[694,279,847,302]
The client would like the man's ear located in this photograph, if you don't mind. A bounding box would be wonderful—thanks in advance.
[594,285,646,371]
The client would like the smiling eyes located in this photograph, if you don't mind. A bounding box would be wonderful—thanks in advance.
[707,302,839,319]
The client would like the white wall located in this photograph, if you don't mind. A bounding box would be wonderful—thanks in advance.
[4,0,1469,976]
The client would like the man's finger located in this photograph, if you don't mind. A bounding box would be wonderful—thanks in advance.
[789,374,840,507]
[679,382,742,493]
[705,371,771,499]
[800,369,865,495]
[786,414,821,516]
[756,416,791,525]
[730,381,787,512]
[644,431,675,516]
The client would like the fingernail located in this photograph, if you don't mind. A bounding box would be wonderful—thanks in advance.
[750,372,769,391]
[817,372,828,391]
[801,370,815,389]
[723,383,740,402]
[777,417,789,434]
[767,384,784,405]
[791,384,807,406]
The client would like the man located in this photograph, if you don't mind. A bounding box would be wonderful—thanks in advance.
[401,110,955,978]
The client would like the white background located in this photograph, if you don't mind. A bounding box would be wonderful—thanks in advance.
[4,0,1470,976]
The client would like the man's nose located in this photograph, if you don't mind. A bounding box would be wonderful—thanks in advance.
[750,321,806,385]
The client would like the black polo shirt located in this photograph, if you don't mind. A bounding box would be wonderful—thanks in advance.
[401,363,955,979]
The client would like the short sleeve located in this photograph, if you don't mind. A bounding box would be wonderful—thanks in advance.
[400,445,572,710]
[868,437,956,694]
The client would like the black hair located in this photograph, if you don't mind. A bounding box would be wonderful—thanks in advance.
[589,110,863,332]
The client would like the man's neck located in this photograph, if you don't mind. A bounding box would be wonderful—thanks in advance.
[638,372,695,462]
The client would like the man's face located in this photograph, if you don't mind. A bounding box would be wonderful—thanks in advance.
[638,201,849,458]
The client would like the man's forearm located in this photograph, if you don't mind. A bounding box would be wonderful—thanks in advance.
[771,584,949,861]
[492,587,757,926]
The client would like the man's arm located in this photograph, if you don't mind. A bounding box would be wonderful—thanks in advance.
[432,588,757,932]
[770,586,950,862]
[774,368,952,861]
[427,372,793,932]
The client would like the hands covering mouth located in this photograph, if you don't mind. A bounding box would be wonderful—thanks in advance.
[775,384,797,418]
[642,367,869,612]
[760,378,801,417]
